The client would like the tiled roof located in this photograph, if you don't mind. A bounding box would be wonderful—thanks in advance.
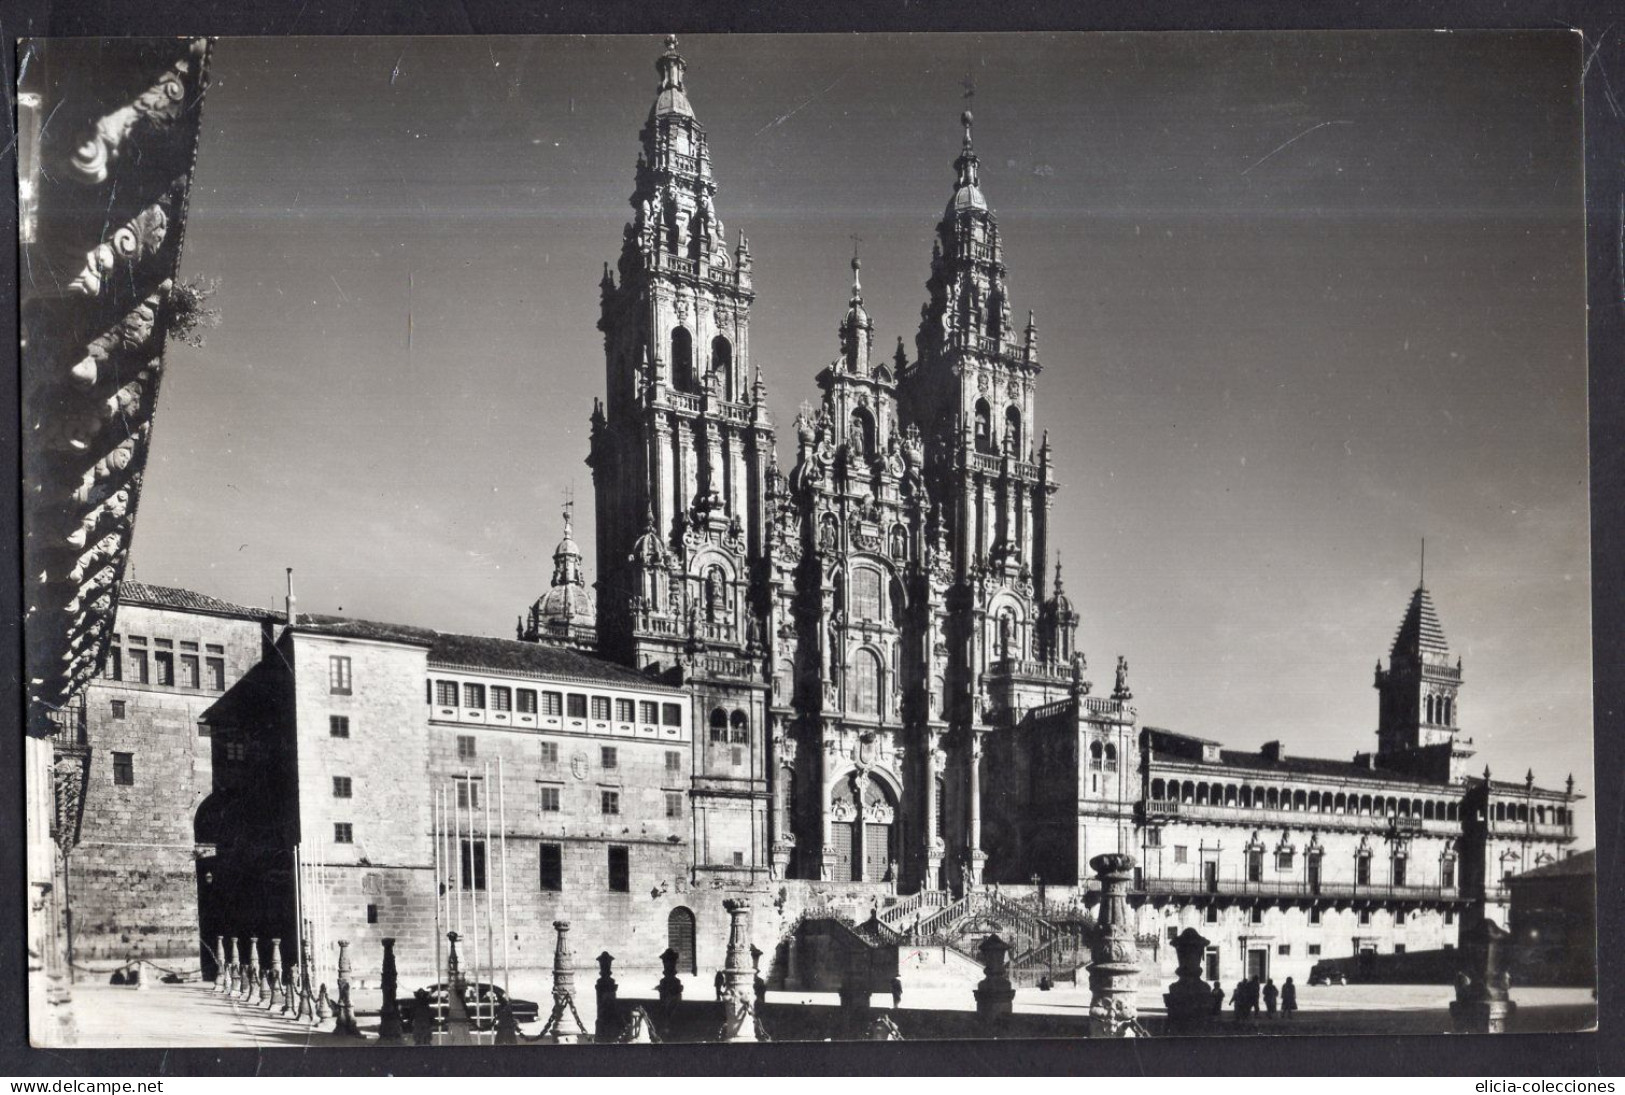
[1509,849,1593,881]
[1144,725,1224,746]
[1212,749,1444,787]
[293,613,672,690]
[1392,586,1450,658]
[119,581,277,620]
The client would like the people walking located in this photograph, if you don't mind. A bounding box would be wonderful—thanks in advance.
[1210,981,1225,1016]
[890,975,903,1010]
[1229,980,1247,1020]
[713,969,726,1002]
[1281,977,1297,1020]
[1263,978,1279,1017]
[1246,976,1261,1016]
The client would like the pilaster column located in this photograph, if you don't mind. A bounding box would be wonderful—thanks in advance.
[1088,852,1141,1037]
[967,732,985,885]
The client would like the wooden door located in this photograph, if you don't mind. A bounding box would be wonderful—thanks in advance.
[832,821,859,881]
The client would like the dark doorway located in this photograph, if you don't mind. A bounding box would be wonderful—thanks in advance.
[667,907,697,975]
[1246,948,1268,981]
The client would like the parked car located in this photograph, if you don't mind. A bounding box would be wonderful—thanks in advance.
[1307,962,1348,986]
[396,982,540,1033]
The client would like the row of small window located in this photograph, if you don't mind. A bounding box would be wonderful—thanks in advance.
[341,836,635,895]
[107,636,226,690]
[1188,905,1447,928]
[430,680,682,726]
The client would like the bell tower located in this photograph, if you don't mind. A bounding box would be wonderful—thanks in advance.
[1373,580,1470,781]
[588,35,774,879]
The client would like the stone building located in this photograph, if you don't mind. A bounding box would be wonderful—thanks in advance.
[61,35,1588,1002]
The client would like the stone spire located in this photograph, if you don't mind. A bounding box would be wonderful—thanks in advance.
[550,498,584,589]
[650,34,693,120]
[1375,579,1466,763]
[839,253,874,372]
[520,497,596,649]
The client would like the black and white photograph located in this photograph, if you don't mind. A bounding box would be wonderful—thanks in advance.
[18,29,1599,1054]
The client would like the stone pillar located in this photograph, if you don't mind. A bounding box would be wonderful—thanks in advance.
[1162,927,1213,1033]
[537,921,588,1043]
[594,951,621,1042]
[656,947,685,1012]
[973,934,1015,1025]
[1088,852,1141,1037]
[967,734,986,887]
[1450,914,1516,1034]
[264,938,282,1010]
[244,936,261,1004]
[719,898,762,1042]
[219,936,235,994]
[297,938,315,1022]
[333,939,360,1037]
[377,938,404,1044]
[442,933,475,1045]
[212,935,226,991]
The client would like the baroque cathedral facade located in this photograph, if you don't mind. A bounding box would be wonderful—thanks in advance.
[583,36,1084,894]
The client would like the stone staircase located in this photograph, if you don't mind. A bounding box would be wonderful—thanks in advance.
[899,890,1098,987]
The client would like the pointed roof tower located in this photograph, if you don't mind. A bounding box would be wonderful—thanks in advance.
[521,499,597,649]
[1374,577,1467,774]
[839,253,874,372]
[1391,585,1451,661]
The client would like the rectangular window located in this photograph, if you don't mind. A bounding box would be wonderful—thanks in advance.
[329,655,352,695]
[616,698,635,723]
[154,651,175,686]
[1309,907,1322,925]
[665,750,682,773]
[333,776,353,798]
[1356,856,1371,886]
[1167,927,1179,944]
[180,640,198,652]
[457,735,477,760]
[518,689,538,714]
[640,701,658,724]
[1144,828,1162,848]
[601,789,620,816]
[1173,845,1188,865]
[1247,849,1264,883]
[435,680,459,706]
[540,784,562,813]
[460,839,487,891]
[334,823,353,844]
[1205,906,1220,925]
[1394,944,1407,954]
[601,746,618,770]
[1276,850,1293,871]
[731,746,745,768]
[112,752,134,786]
[1308,944,1322,956]
[206,643,224,655]
[567,693,588,718]
[130,649,149,684]
[1442,859,1456,889]
[732,851,745,867]
[490,686,512,712]
[330,715,350,739]
[1392,856,1407,887]
[1445,908,1455,926]
[607,846,630,892]
[665,791,683,819]
[1250,906,1264,925]
[366,904,379,925]
[463,683,485,710]
[197,719,211,738]
[224,739,247,763]
[539,844,563,891]
[1394,909,1406,926]
[662,703,682,727]
[206,657,225,691]
[111,700,126,719]
[108,638,123,681]
[542,691,563,717]
[540,741,559,764]
[1277,944,1290,956]
[180,654,200,689]
[591,696,611,720]
[455,777,481,810]
[1359,909,1372,926]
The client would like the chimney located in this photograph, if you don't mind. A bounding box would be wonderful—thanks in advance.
[285,567,297,626]
[1261,741,1284,763]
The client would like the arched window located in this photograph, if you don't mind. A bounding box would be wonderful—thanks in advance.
[712,336,733,400]
[663,199,679,254]
[1152,778,1167,800]
[1225,784,1237,806]
[1447,802,1459,822]
[667,907,697,975]
[1004,406,1022,458]
[849,407,876,460]
[848,649,882,718]
[709,708,728,744]
[932,673,946,718]
[671,327,694,391]
[974,400,993,454]
[729,709,749,745]
[1196,782,1209,805]
[1089,742,1104,771]
[1104,743,1118,771]
[851,568,883,621]
[1266,788,1279,810]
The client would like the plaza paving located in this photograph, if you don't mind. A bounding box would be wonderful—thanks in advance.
[64,977,1595,1049]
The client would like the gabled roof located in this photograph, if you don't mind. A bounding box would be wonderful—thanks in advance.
[119,581,278,621]
[291,613,672,691]
[1392,586,1450,659]
[1509,849,1594,881]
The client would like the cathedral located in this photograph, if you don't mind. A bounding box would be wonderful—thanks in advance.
[580,36,1083,894]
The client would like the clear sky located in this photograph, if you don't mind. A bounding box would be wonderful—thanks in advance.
[129,32,1592,844]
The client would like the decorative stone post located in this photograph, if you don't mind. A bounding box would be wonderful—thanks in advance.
[333,939,360,1036]
[595,951,621,1042]
[244,936,261,1004]
[377,938,404,1044]
[973,934,1015,1026]
[442,933,475,1045]
[298,939,316,1023]
[1450,915,1516,1034]
[537,921,589,1043]
[314,983,332,1023]
[278,943,294,1016]
[656,947,684,1012]
[219,936,235,995]
[264,938,282,1010]
[718,899,763,1042]
[1088,852,1142,1038]
[212,935,226,992]
[1162,927,1213,1033]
